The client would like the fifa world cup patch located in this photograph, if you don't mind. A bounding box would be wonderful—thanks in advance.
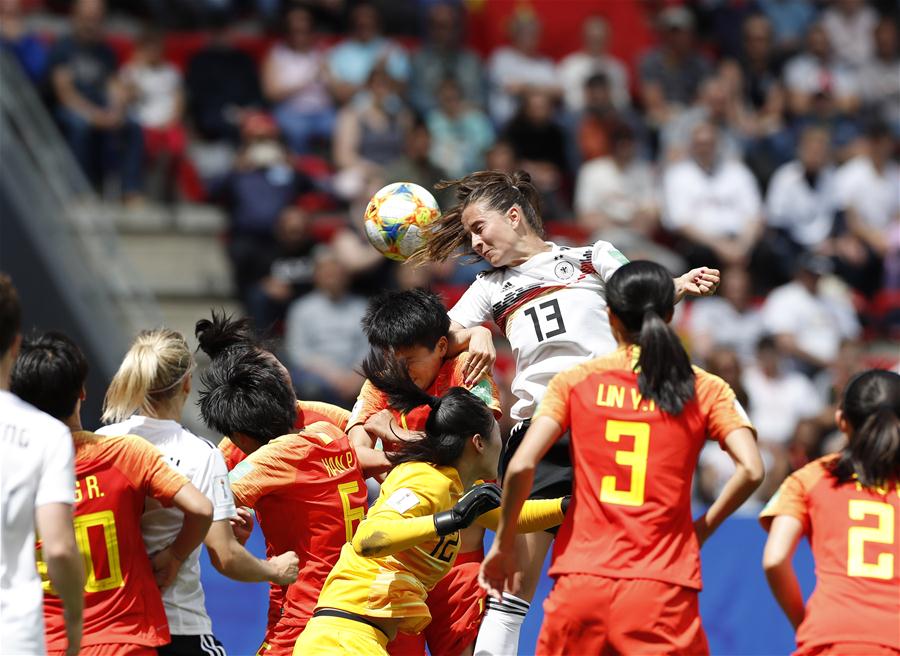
[228,460,254,483]
[468,378,495,408]
[385,488,420,513]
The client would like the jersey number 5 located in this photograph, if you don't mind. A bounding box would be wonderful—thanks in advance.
[524,299,567,342]
[600,420,650,507]
[847,499,895,580]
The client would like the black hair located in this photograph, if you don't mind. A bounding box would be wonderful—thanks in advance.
[830,369,900,489]
[0,273,21,357]
[585,71,610,88]
[195,310,258,360]
[755,334,778,353]
[362,289,450,351]
[605,261,695,415]
[361,348,494,467]
[11,331,88,420]
[198,346,297,444]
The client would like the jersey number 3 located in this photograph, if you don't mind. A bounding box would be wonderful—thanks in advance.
[847,500,895,580]
[524,299,566,342]
[600,420,650,507]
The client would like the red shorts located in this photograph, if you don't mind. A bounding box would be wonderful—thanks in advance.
[797,643,900,656]
[387,550,486,656]
[257,619,307,656]
[537,573,708,656]
[49,645,156,656]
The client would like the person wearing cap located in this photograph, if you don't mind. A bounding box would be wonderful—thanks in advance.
[761,252,861,376]
[638,6,713,127]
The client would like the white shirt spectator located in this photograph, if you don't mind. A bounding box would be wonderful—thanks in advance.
[835,155,900,234]
[574,157,657,225]
[822,4,877,69]
[266,43,332,114]
[783,54,859,101]
[557,52,629,112]
[487,46,557,125]
[742,365,824,444]
[762,280,861,364]
[122,62,182,128]
[96,415,236,636]
[285,291,369,372]
[663,158,762,237]
[859,55,900,127]
[766,161,838,246]
[687,297,764,365]
[0,390,75,654]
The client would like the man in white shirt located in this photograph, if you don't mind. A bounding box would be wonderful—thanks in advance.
[557,16,630,113]
[663,121,764,272]
[0,274,83,655]
[783,22,860,116]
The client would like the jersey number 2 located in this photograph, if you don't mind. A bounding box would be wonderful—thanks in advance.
[524,299,566,342]
[847,500,895,580]
[600,420,650,507]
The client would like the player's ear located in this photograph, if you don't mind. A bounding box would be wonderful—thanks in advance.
[436,335,449,358]
[507,204,520,228]
[79,385,87,401]
[835,409,850,437]
[471,433,485,454]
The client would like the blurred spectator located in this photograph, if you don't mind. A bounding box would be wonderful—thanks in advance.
[660,76,745,163]
[728,14,783,116]
[484,139,518,174]
[575,122,658,237]
[382,118,448,202]
[327,3,409,106]
[120,28,186,203]
[662,122,764,274]
[262,4,336,154]
[185,12,263,146]
[486,10,560,126]
[755,0,816,57]
[742,335,823,498]
[765,125,838,281]
[821,0,877,70]
[284,247,368,407]
[409,2,485,115]
[426,77,494,179]
[1,0,48,86]
[49,0,144,201]
[831,121,899,296]
[212,112,314,306]
[761,253,861,374]
[686,267,764,366]
[783,22,860,118]
[502,88,569,219]
[557,16,629,114]
[638,6,713,128]
[859,17,900,137]
[570,72,643,164]
[332,64,413,204]
[243,205,319,331]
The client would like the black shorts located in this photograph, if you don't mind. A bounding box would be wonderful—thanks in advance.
[499,419,572,503]
[158,635,226,656]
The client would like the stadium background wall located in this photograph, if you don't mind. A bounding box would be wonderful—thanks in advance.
[200,517,816,655]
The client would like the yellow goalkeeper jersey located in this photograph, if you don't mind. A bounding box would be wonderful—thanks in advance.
[315,461,463,634]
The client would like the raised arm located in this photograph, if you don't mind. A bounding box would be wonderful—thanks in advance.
[204,519,299,585]
[673,267,721,304]
[448,321,496,386]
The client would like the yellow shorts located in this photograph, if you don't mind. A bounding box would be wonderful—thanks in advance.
[293,615,390,655]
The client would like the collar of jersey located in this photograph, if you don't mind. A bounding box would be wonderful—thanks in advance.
[509,241,558,272]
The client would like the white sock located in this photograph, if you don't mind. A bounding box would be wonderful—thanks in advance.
[473,593,530,656]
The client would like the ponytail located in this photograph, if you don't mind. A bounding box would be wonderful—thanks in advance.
[606,261,695,415]
[830,370,900,489]
[360,348,495,467]
[410,169,543,265]
[195,310,257,360]
[102,329,192,422]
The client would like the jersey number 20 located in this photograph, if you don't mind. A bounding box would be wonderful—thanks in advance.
[41,510,124,594]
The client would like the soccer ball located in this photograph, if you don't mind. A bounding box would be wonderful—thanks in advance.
[363,182,441,261]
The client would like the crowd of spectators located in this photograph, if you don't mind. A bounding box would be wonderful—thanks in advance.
[3,0,898,507]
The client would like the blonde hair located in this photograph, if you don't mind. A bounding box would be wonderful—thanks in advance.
[102,329,193,422]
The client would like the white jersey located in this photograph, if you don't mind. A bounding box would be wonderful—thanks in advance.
[0,390,75,655]
[96,415,236,636]
[449,240,628,421]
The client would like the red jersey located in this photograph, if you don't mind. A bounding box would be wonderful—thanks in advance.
[536,345,753,589]
[760,456,900,651]
[219,400,351,470]
[348,352,502,433]
[38,431,188,650]
[227,421,368,640]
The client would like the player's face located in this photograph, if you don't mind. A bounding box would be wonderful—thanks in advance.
[394,337,447,390]
[477,420,503,480]
[461,201,521,268]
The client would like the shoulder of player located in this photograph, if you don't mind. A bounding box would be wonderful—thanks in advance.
[384,461,457,500]
[75,432,158,460]
[554,349,630,386]
[1,392,69,436]
[789,454,839,492]
[691,366,732,397]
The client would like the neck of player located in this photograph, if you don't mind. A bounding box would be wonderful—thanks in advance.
[507,234,551,267]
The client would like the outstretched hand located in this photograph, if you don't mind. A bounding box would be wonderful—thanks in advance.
[676,267,720,301]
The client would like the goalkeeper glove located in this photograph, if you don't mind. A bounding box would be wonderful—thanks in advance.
[434,482,502,536]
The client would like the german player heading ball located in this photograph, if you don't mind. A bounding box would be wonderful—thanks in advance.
[363,182,441,261]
